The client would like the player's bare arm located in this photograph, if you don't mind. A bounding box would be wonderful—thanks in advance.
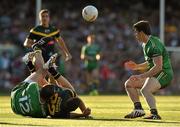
[80,46,94,61]
[56,37,72,61]
[80,51,95,61]
[130,56,163,81]
[125,61,148,71]
[24,38,34,48]
[69,108,91,118]
[139,56,163,78]
[69,97,91,118]
[136,62,149,71]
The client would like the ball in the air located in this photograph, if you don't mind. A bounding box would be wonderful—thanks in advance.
[82,5,98,22]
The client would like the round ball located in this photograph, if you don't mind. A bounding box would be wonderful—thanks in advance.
[82,5,98,22]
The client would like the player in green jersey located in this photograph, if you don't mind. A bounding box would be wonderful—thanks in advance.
[81,34,101,95]
[11,50,51,118]
[11,50,91,118]
[124,21,173,119]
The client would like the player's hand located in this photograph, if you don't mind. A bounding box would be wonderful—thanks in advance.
[83,107,91,116]
[124,61,137,70]
[65,54,72,61]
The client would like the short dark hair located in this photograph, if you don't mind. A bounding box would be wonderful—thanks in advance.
[39,9,50,16]
[40,85,55,101]
[133,20,151,35]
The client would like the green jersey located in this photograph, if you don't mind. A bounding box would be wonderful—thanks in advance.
[81,43,101,71]
[27,25,60,61]
[11,82,47,118]
[142,35,173,86]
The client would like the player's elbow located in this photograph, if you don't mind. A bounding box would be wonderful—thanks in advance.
[23,42,28,47]
[24,39,34,48]
[24,40,29,47]
[155,65,163,74]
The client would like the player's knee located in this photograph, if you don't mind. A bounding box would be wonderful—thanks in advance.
[140,87,149,95]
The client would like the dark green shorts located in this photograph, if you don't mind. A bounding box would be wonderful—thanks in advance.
[155,71,173,88]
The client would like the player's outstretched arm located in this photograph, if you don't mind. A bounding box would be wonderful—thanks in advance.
[139,56,163,78]
[78,97,91,116]
[56,37,72,61]
[69,97,91,119]
[69,112,92,119]
[43,53,75,90]
[125,61,148,71]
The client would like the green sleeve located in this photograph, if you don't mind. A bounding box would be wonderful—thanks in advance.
[81,46,86,56]
[148,46,162,58]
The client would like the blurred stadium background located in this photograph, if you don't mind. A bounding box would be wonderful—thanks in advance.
[0,0,180,95]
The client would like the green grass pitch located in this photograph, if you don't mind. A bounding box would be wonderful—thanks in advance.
[0,95,180,127]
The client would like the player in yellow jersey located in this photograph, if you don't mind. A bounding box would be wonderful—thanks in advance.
[24,9,71,62]
[23,9,72,87]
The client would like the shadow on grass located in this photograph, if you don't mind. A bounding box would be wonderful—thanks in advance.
[73,117,180,124]
[0,122,45,126]
[1,118,180,126]
[137,119,180,124]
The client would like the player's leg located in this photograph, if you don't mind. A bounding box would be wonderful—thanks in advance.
[22,50,45,72]
[43,53,75,91]
[140,77,161,119]
[22,51,36,73]
[85,70,92,94]
[89,68,99,95]
[124,77,146,118]
[23,50,49,87]
[125,78,146,107]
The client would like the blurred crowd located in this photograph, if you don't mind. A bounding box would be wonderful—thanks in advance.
[0,0,180,94]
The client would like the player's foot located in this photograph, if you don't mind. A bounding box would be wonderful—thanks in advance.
[22,51,36,64]
[43,53,58,69]
[143,114,161,120]
[124,109,145,118]
[89,89,99,96]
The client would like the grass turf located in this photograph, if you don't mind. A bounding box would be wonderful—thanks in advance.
[0,95,180,127]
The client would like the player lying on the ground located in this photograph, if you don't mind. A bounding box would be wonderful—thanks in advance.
[29,36,74,89]
[11,50,91,118]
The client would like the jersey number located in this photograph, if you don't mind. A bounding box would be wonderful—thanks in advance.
[19,96,30,114]
[48,93,58,115]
